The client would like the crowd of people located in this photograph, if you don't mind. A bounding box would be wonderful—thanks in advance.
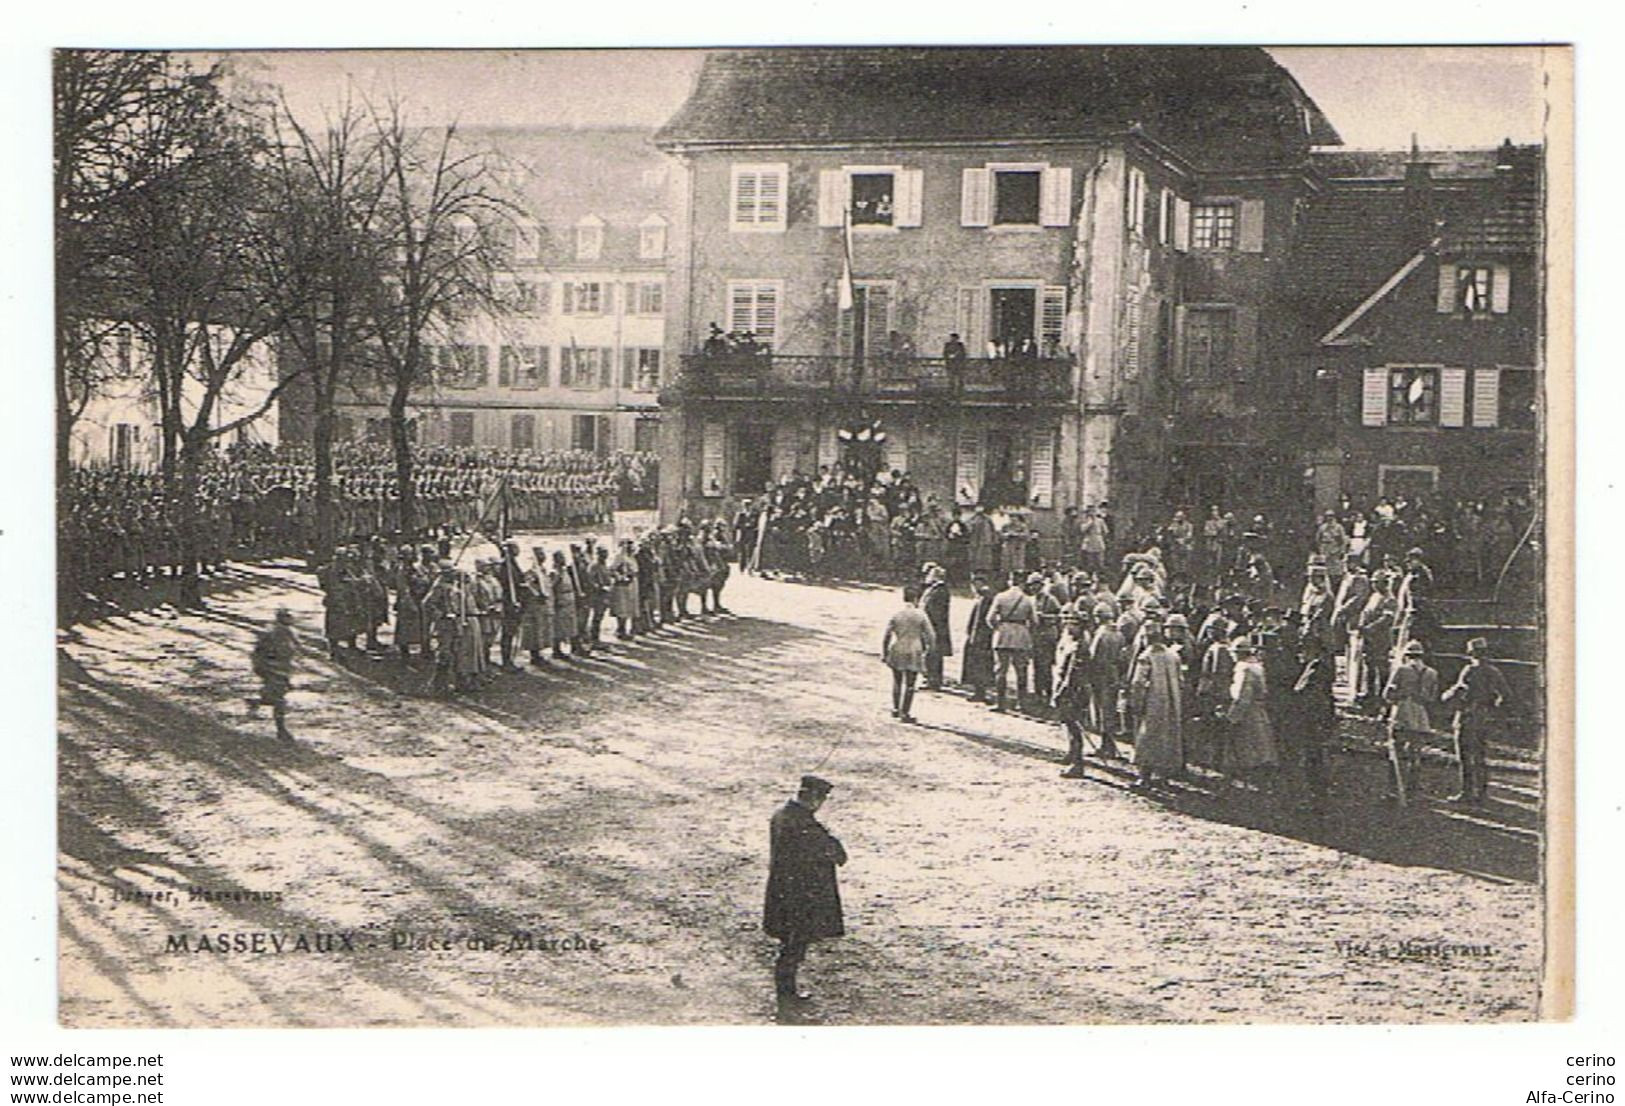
[729,461,1053,584]
[875,534,1512,811]
[293,519,736,703]
[58,443,658,614]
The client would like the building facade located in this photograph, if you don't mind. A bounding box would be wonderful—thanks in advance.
[654,47,1340,538]
[322,126,674,456]
[1287,142,1543,510]
[69,322,280,469]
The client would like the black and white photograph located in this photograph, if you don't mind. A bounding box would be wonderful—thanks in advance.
[46,43,1572,1030]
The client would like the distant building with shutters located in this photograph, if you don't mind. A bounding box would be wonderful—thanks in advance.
[1286,141,1543,509]
[652,46,1339,536]
[302,126,673,458]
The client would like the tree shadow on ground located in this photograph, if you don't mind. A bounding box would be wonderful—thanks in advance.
[917,713,1538,885]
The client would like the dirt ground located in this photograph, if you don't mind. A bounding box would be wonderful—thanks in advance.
[57,542,1547,1026]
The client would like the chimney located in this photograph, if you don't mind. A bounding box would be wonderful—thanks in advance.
[1403,133,1437,247]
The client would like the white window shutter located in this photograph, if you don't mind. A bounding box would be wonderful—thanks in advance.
[728,283,754,333]
[955,426,983,506]
[1491,264,1512,314]
[758,166,786,229]
[1437,263,1457,313]
[1041,286,1067,352]
[1159,188,1173,244]
[1238,198,1266,252]
[1174,197,1191,252]
[882,426,909,475]
[896,168,924,227]
[818,170,845,228]
[1439,368,1468,427]
[756,284,779,348]
[1041,166,1074,227]
[1362,368,1388,426]
[957,285,985,354]
[961,168,991,227]
[1029,428,1056,508]
[562,283,575,315]
[1472,369,1501,427]
[701,421,725,497]
[1234,304,1259,380]
[818,425,838,469]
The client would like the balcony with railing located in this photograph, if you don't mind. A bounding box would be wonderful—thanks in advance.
[668,353,1074,405]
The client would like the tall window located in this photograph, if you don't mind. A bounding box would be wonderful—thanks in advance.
[448,411,475,446]
[633,282,664,316]
[850,172,895,226]
[575,216,604,260]
[639,216,667,259]
[1388,366,1439,425]
[563,282,604,315]
[633,418,659,453]
[993,169,1042,225]
[510,413,536,450]
[1182,308,1234,381]
[500,345,549,389]
[560,346,613,390]
[730,164,787,231]
[435,344,489,389]
[115,326,133,376]
[1191,202,1238,250]
[623,348,662,392]
[726,281,781,348]
[1458,265,1493,314]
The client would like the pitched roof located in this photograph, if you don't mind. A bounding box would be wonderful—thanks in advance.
[1289,143,1542,331]
[656,47,1340,171]
[462,125,674,267]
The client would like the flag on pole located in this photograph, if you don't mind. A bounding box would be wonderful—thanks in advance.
[837,206,855,311]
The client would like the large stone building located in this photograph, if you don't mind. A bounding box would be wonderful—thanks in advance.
[653,47,1341,536]
[323,126,673,456]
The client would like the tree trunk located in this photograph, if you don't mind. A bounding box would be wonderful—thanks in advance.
[389,381,415,536]
[176,435,204,609]
[312,387,336,565]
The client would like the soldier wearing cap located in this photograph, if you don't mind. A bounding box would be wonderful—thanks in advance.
[1442,636,1512,805]
[1055,604,1094,777]
[246,607,299,740]
[987,570,1036,712]
[1029,571,1064,703]
[764,775,847,1004]
[1382,639,1440,806]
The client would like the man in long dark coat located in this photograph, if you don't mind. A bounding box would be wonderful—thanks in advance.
[764,775,847,1004]
[920,564,953,690]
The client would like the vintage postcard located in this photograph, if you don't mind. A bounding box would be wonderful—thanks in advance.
[53,44,1572,1026]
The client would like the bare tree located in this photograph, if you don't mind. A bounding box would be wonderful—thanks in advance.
[368,100,518,536]
[260,94,392,563]
[53,50,183,484]
[102,58,301,606]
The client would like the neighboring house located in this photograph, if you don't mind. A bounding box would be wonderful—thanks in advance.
[315,126,673,457]
[1288,141,1542,508]
[69,322,280,469]
[652,46,1340,534]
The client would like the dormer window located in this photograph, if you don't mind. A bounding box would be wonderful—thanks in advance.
[639,215,667,259]
[575,214,604,261]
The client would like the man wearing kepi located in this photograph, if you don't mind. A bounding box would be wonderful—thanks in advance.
[764,775,847,1005]
[1441,636,1512,805]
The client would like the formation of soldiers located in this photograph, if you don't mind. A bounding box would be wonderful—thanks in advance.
[896,532,1510,810]
[311,519,735,698]
[58,443,658,616]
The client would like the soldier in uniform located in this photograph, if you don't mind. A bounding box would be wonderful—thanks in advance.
[1441,636,1512,806]
[961,572,997,703]
[763,775,847,1005]
[520,546,555,666]
[1382,640,1440,806]
[919,563,952,691]
[986,571,1036,713]
[246,608,299,740]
